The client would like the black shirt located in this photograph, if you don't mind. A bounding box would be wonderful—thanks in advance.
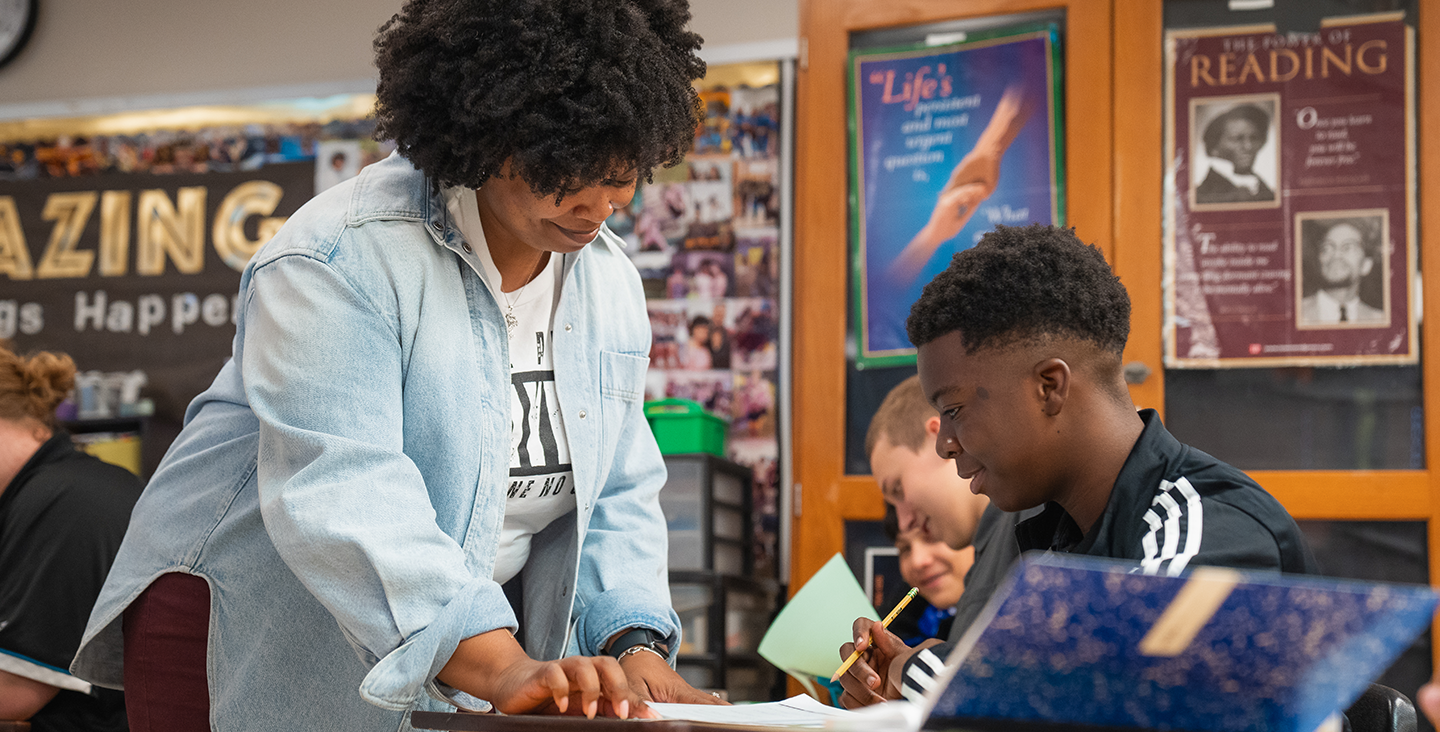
[1014,410,1316,574]
[945,503,1023,643]
[0,432,142,732]
[902,410,1316,700]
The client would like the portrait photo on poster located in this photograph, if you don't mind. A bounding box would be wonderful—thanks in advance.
[671,250,734,299]
[684,157,735,251]
[731,370,777,438]
[1189,94,1280,210]
[1295,209,1390,330]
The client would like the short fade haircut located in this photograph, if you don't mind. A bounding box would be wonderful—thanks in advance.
[865,375,936,458]
[372,0,705,199]
[906,224,1131,357]
[1202,104,1270,156]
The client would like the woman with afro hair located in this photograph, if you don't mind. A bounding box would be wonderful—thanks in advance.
[72,1,722,729]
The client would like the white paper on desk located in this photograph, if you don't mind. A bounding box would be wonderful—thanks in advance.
[648,694,856,728]
[821,700,923,731]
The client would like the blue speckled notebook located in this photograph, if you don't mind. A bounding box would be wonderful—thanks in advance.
[922,554,1438,732]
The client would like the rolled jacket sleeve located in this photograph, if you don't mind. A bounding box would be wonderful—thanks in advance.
[242,251,513,710]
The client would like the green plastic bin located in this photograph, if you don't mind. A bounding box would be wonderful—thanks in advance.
[644,398,728,457]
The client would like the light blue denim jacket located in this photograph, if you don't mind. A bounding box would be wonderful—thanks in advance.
[71,152,678,731]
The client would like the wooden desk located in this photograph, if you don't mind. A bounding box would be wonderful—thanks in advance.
[410,712,1165,732]
[0,722,31,732]
[409,712,826,732]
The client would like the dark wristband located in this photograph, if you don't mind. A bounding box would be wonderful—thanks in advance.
[607,627,667,660]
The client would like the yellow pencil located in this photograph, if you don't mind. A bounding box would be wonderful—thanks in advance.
[830,587,919,683]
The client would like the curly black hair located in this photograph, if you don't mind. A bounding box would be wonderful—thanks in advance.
[906,224,1131,356]
[373,0,705,199]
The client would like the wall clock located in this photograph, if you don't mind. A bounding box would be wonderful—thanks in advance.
[0,0,38,70]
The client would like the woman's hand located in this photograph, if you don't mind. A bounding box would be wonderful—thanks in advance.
[438,629,653,718]
[488,655,652,718]
[618,649,729,706]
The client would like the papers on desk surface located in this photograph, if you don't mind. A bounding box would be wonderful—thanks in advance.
[648,695,890,729]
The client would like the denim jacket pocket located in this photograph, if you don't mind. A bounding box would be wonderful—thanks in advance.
[599,351,648,402]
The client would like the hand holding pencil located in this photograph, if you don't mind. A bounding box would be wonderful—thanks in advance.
[832,587,918,681]
[833,588,932,710]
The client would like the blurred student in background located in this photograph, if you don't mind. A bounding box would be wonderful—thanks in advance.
[878,504,973,646]
[865,376,1016,647]
[0,346,142,731]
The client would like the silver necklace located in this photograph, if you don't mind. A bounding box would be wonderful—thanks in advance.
[502,254,548,337]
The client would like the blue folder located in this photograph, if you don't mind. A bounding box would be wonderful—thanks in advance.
[924,554,1438,732]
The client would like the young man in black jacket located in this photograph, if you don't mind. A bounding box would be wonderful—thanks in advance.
[835,223,1316,708]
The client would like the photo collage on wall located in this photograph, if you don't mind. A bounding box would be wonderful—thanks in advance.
[606,66,785,577]
[0,105,390,184]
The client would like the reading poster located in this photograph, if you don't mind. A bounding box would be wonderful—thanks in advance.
[1164,14,1416,367]
[849,25,1063,369]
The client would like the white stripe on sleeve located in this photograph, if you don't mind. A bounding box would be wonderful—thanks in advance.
[1155,489,1184,567]
[1140,508,1164,574]
[916,648,946,676]
[1165,477,1205,576]
[906,663,938,691]
[901,681,928,702]
[1140,478,1207,576]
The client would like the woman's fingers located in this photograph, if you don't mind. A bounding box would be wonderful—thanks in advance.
[561,658,603,719]
[542,662,572,714]
[505,656,657,719]
[594,656,638,720]
[549,656,646,720]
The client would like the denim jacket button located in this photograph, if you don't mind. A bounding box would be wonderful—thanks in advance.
[462,242,473,253]
[564,324,572,332]
[578,410,587,419]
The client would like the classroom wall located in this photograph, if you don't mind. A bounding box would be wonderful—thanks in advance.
[0,0,799,114]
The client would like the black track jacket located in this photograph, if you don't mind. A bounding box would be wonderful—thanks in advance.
[899,409,1317,701]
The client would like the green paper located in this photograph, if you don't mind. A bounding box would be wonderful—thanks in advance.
[758,553,881,678]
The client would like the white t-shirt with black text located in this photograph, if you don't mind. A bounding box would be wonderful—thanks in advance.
[445,187,576,585]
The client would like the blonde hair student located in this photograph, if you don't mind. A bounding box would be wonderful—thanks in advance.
[0,346,142,730]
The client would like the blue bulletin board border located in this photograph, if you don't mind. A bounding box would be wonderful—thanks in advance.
[847,23,1065,369]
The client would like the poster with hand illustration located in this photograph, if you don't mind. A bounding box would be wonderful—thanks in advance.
[849,24,1064,368]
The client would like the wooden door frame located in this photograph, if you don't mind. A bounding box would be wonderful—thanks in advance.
[791,0,1113,595]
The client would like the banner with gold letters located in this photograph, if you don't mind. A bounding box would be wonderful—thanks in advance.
[0,164,312,418]
[1163,14,1416,367]
[0,95,388,472]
